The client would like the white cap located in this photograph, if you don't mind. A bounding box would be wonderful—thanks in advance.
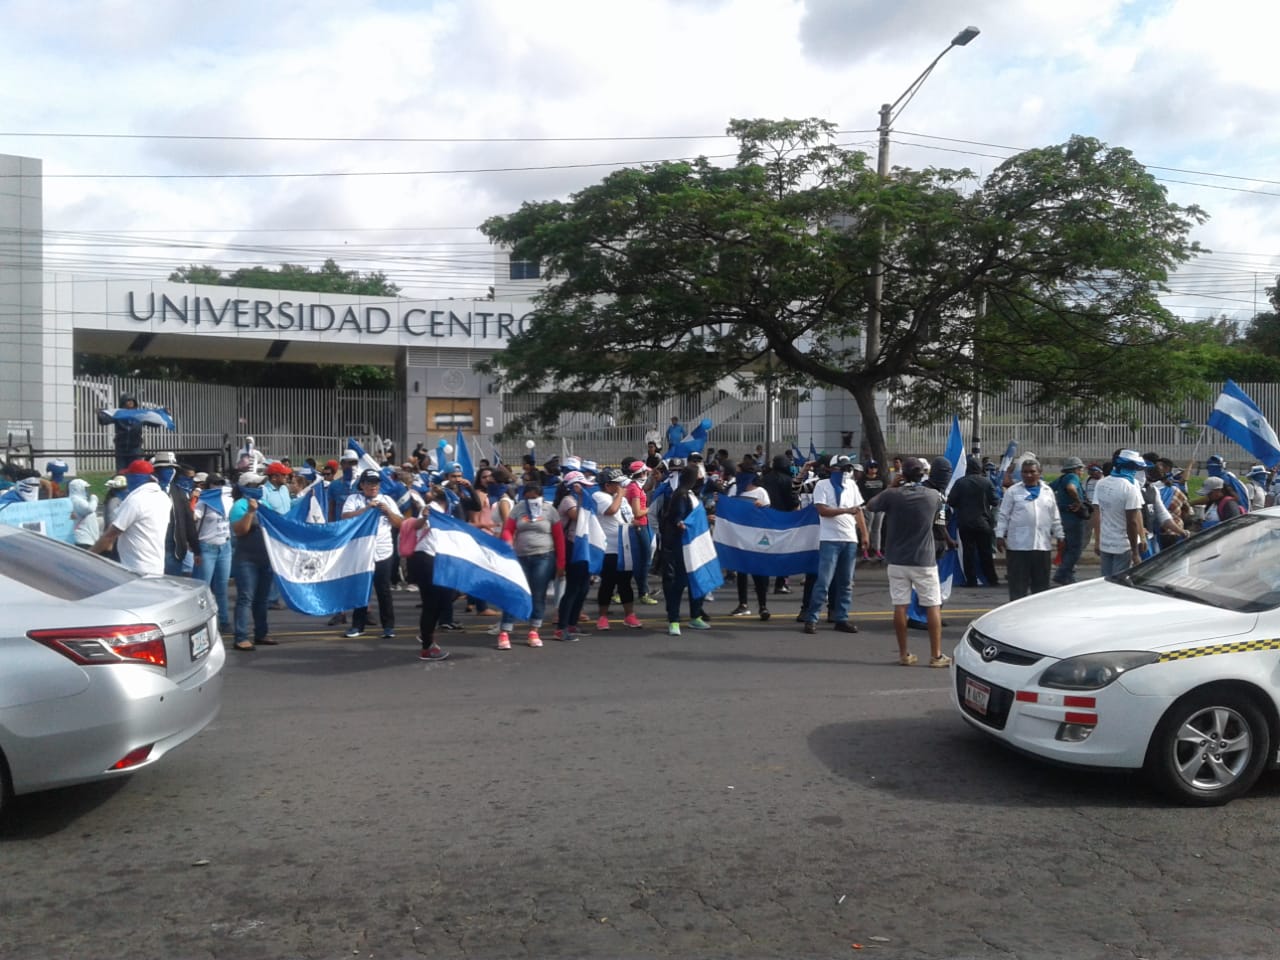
[341,449,359,462]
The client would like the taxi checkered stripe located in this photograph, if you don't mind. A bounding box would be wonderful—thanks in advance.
[1159,638,1280,662]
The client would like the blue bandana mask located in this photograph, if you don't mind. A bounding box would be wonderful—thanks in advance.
[156,466,176,490]
[175,475,195,496]
[488,482,508,499]
[1112,466,1138,483]
[125,474,151,493]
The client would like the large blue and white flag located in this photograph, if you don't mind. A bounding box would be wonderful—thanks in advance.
[96,406,176,431]
[713,499,820,576]
[682,497,724,599]
[1208,379,1280,467]
[427,511,533,619]
[666,417,712,460]
[256,508,381,616]
[943,415,967,496]
[571,487,606,574]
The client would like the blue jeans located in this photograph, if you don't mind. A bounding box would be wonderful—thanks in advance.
[804,540,858,624]
[1100,551,1131,578]
[233,557,274,645]
[195,539,232,627]
[503,551,556,629]
[1054,513,1087,584]
[662,547,705,624]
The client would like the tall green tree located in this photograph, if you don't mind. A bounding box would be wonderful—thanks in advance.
[480,119,1208,464]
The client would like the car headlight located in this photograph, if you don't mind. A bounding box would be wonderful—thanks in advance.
[1039,651,1159,690]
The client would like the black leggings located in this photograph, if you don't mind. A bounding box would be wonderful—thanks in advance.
[353,554,396,631]
[597,553,634,609]
[408,552,452,645]
[736,571,769,609]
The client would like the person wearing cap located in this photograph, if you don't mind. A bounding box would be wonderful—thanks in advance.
[327,449,361,522]
[1092,450,1149,576]
[594,468,643,630]
[227,478,280,650]
[862,457,951,667]
[995,458,1065,601]
[552,470,595,641]
[262,461,294,515]
[68,477,101,549]
[103,474,129,536]
[1196,476,1244,530]
[800,454,867,636]
[45,459,69,498]
[657,464,712,633]
[1244,465,1269,511]
[1049,457,1090,586]
[621,459,657,604]
[341,468,404,639]
[496,480,567,648]
[1205,454,1252,515]
[151,451,200,578]
[1084,463,1103,503]
[856,461,887,562]
[91,460,171,576]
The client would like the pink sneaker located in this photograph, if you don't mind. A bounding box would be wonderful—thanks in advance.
[596,615,611,631]
[553,628,564,641]
[496,631,512,650]
[527,630,543,648]
[624,613,642,629]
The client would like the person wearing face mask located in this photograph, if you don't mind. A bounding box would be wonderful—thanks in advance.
[68,477,101,549]
[1092,449,1148,577]
[1204,454,1251,514]
[799,455,867,636]
[494,481,566,649]
[91,460,170,575]
[151,452,200,577]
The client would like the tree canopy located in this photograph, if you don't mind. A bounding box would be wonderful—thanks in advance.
[169,258,400,297]
[480,118,1209,464]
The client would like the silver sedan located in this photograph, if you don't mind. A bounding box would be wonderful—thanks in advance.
[0,525,224,818]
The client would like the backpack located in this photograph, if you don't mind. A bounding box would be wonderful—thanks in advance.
[398,518,426,558]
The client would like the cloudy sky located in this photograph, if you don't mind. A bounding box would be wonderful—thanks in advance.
[3,0,1277,322]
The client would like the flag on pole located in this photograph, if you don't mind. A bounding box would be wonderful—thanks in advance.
[96,406,176,431]
[346,437,383,474]
[286,477,329,524]
[256,508,381,616]
[455,428,476,481]
[681,496,724,599]
[425,511,533,619]
[1207,379,1280,467]
[666,417,712,460]
[712,500,819,576]
[997,440,1018,476]
[943,415,967,496]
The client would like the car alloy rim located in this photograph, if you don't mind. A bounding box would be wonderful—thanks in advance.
[1173,706,1253,792]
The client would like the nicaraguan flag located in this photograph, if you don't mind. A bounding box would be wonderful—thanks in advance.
[97,406,177,430]
[1208,379,1280,467]
[455,428,475,481]
[286,478,329,524]
[997,440,1018,477]
[197,486,232,518]
[666,417,712,460]
[682,497,723,599]
[426,511,533,619]
[943,415,966,496]
[256,508,380,616]
[571,487,606,574]
[713,499,819,576]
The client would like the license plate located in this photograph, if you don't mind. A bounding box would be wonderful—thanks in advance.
[964,676,991,715]
[190,626,210,661]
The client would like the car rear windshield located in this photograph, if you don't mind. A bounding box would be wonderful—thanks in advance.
[0,530,137,600]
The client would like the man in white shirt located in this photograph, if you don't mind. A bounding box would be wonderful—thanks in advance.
[801,455,868,635]
[1092,450,1147,577]
[995,458,1065,600]
[90,460,171,575]
[341,469,404,639]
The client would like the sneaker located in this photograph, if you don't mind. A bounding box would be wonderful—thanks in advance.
[553,628,565,641]
[440,622,464,631]
[527,630,543,647]
[327,612,348,626]
[876,551,885,561]
[688,617,710,630]
[774,585,791,595]
[759,608,771,622]
[802,621,816,635]
[344,627,364,638]
[624,613,642,629]
[638,594,659,605]
[899,653,919,666]
[729,605,751,617]
[596,615,611,631]
[704,593,715,603]
[668,622,681,636]
[486,624,503,636]
[929,654,953,669]
[611,593,621,604]
[497,631,512,650]
[564,631,584,642]
[382,628,396,639]
[419,644,449,662]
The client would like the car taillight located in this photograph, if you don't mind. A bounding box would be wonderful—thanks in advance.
[28,624,167,667]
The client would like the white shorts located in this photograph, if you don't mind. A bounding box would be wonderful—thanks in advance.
[887,564,942,607]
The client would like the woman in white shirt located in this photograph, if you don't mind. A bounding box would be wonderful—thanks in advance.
[341,469,403,640]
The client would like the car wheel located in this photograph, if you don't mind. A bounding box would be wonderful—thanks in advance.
[1145,687,1271,806]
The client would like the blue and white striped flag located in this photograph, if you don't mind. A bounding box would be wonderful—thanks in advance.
[666,417,712,460]
[96,406,176,431]
[256,508,381,616]
[682,497,724,599]
[286,478,329,524]
[712,499,819,576]
[997,440,1018,476]
[943,414,967,496]
[1208,379,1280,467]
[426,511,533,620]
[572,486,606,574]
[454,428,475,482]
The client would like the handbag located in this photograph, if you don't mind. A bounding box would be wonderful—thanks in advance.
[398,517,426,558]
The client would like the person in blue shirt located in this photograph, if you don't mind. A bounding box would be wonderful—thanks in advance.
[665,416,685,449]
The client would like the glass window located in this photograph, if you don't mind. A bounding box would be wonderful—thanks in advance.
[508,257,541,281]
[0,528,136,601]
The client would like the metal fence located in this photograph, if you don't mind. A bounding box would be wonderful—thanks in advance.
[74,376,404,472]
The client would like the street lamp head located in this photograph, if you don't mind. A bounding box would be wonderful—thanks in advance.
[952,25,980,46]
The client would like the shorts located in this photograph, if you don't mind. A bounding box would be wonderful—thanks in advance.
[887,563,942,607]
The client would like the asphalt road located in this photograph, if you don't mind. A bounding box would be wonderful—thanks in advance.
[5,568,1280,959]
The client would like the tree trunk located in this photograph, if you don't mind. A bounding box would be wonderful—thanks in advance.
[851,383,886,470]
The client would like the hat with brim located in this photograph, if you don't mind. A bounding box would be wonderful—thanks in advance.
[1201,477,1225,492]
[1062,456,1085,470]
[1115,449,1152,468]
[152,452,179,468]
[265,462,291,477]
[359,469,382,485]
[561,471,587,486]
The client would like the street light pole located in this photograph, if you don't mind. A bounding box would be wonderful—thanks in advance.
[865,26,980,370]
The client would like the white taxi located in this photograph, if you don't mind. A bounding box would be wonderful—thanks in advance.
[952,507,1280,805]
